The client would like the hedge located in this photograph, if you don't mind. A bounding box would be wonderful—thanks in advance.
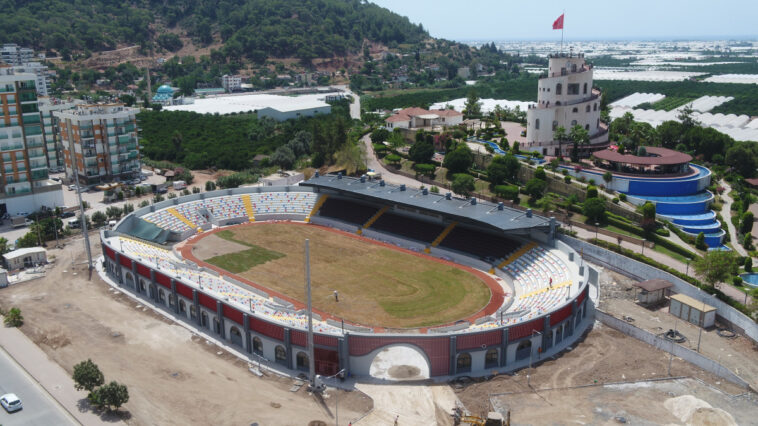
[665,221,696,245]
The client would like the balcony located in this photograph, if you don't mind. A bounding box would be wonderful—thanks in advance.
[124,123,136,132]
[24,126,43,136]
[124,142,138,150]
[27,149,45,159]
[85,158,98,168]
[22,114,41,124]
[117,134,131,144]
[128,151,138,159]
[26,139,44,149]
[31,169,48,181]
[0,144,23,151]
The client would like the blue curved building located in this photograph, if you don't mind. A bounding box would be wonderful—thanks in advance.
[559,147,724,248]
[152,84,176,106]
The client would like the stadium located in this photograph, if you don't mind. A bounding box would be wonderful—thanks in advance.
[98,173,594,380]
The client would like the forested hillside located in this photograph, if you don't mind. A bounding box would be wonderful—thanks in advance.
[0,0,427,61]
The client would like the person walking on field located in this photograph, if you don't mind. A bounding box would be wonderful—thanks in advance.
[334,290,339,302]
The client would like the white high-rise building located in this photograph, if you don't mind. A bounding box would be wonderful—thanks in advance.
[12,62,50,96]
[525,53,609,157]
[38,97,84,172]
[222,74,242,92]
[0,44,34,66]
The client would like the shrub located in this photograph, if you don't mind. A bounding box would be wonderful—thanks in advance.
[578,176,587,183]
[192,186,201,194]
[534,167,547,180]
[430,186,439,194]
[733,276,743,286]
[92,211,107,228]
[743,233,754,250]
[586,185,598,199]
[139,200,149,208]
[612,197,619,204]
[655,227,670,237]
[525,178,547,200]
[619,193,627,201]
[89,381,129,412]
[745,257,753,272]
[564,175,571,184]
[3,307,23,327]
[494,184,520,201]
[588,179,596,185]
[167,192,177,199]
[741,211,754,235]
[205,181,217,191]
[583,197,606,222]
[73,359,104,392]
[561,169,568,176]
[696,232,707,250]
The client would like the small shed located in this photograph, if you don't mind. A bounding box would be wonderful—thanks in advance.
[633,279,673,305]
[3,247,47,271]
[0,268,7,288]
[669,293,716,328]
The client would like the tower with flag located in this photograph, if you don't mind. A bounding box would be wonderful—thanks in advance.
[523,13,610,158]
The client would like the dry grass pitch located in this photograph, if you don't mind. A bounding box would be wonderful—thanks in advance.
[194,223,492,328]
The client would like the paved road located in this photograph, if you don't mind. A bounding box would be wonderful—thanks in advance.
[361,135,426,188]
[0,346,76,426]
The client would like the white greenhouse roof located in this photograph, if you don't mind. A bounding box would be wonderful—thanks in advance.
[702,74,758,84]
[609,92,666,108]
[430,98,532,114]
[594,70,705,82]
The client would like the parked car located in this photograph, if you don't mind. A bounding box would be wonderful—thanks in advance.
[50,177,61,183]
[0,393,22,412]
[59,210,75,218]
[68,218,81,229]
[68,184,77,191]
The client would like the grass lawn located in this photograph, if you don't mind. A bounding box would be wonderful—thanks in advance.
[205,230,285,273]
[651,244,691,263]
[195,223,491,328]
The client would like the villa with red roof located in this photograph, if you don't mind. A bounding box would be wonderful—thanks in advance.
[384,107,463,130]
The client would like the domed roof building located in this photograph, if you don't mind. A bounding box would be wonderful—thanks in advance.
[152,84,176,106]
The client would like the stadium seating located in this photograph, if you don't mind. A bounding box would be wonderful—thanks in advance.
[369,212,445,243]
[503,246,571,316]
[318,197,378,225]
[439,226,520,260]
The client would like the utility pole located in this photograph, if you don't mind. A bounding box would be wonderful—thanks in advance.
[68,124,92,270]
[305,239,316,388]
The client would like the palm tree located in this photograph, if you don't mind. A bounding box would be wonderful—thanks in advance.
[569,125,590,161]
[553,126,567,157]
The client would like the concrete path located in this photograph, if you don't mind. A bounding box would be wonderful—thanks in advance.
[720,182,748,257]
[354,383,457,426]
[361,135,426,188]
[0,321,123,426]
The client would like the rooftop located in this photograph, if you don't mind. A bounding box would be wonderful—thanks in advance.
[164,92,338,115]
[300,175,552,234]
[594,147,692,166]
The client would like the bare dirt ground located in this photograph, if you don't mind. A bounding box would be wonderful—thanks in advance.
[189,232,249,258]
[455,324,751,422]
[490,377,757,425]
[0,236,371,425]
[355,383,457,426]
[598,269,758,389]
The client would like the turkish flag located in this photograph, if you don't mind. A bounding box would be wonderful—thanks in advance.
[553,14,564,30]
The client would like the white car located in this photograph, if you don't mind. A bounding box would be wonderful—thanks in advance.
[0,393,22,412]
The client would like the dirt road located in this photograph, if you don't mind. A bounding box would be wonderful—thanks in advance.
[0,238,371,425]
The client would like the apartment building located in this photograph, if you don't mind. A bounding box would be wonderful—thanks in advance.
[0,44,34,66]
[55,104,140,185]
[12,62,50,96]
[38,97,84,172]
[0,66,63,216]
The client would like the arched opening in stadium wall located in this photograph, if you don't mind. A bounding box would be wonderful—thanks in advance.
[368,345,430,381]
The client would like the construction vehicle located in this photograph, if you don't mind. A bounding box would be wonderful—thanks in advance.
[452,407,508,426]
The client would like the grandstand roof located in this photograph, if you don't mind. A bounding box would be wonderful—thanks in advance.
[594,147,692,166]
[301,175,552,233]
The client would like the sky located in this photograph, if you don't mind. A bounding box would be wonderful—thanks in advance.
[370,0,758,41]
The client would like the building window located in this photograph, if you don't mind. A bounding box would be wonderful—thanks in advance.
[567,84,579,95]
[571,63,577,72]
[583,83,588,94]
[201,312,209,328]
[594,103,598,111]
[179,300,186,315]
[158,289,165,305]
[275,345,287,364]
[296,352,309,371]
[213,318,220,334]
[585,124,590,131]
[229,326,242,347]
[485,349,499,368]
[597,118,600,128]
[535,119,540,130]
[552,121,558,131]
[190,305,196,320]
[571,120,577,126]
[572,107,578,113]
[253,337,263,355]
[555,83,562,95]
[586,105,591,113]
[456,353,472,373]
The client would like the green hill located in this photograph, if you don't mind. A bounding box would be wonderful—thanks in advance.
[0,0,428,61]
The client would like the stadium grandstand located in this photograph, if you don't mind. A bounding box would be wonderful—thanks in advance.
[99,174,593,379]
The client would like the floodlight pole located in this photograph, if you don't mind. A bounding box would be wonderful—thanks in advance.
[305,239,316,387]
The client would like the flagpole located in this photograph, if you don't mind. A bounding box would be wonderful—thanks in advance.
[561,10,565,53]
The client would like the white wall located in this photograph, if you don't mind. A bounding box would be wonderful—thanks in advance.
[2,187,64,215]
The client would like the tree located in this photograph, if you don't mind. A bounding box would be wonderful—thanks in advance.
[486,154,519,186]
[205,181,216,191]
[73,359,105,393]
[583,197,606,222]
[370,128,390,144]
[408,137,435,164]
[745,257,753,272]
[92,211,107,228]
[640,202,656,233]
[388,130,406,149]
[271,145,296,170]
[443,144,473,175]
[743,233,753,250]
[463,90,481,118]
[525,178,546,200]
[0,237,8,254]
[741,211,754,235]
[553,125,567,157]
[534,167,546,180]
[695,232,707,250]
[586,185,598,199]
[494,185,519,201]
[105,206,122,220]
[726,144,757,178]
[3,307,23,327]
[451,173,475,198]
[89,381,129,412]
[602,171,613,185]
[693,250,737,287]
[334,142,366,175]
[569,125,590,162]
[385,153,402,167]
[413,163,436,178]
[16,231,39,248]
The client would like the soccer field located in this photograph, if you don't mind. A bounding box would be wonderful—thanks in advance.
[193,223,492,328]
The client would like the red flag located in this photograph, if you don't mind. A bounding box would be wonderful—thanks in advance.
[553,14,564,30]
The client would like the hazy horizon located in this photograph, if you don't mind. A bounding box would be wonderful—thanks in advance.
[370,0,758,42]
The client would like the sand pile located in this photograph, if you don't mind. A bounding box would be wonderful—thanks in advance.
[664,395,736,426]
